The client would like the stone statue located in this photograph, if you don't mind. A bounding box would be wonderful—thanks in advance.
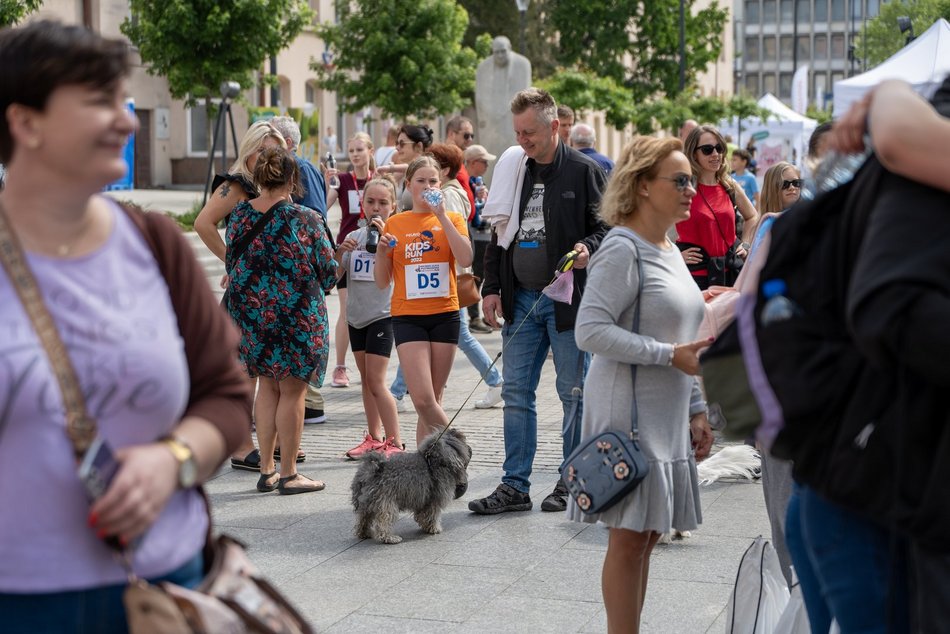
[475,36,531,172]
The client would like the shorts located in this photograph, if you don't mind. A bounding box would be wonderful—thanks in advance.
[336,271,348,290]
[392,311,460,346]
[348,318,394,357]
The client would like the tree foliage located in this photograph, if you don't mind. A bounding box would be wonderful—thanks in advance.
[0,0,41,27]
[550,0,730,101]
[855,0,950,67]
[121,0,312,106]
[458,0,558,78]
[632,94,772,135]
[315,0,478,120]
[537,68,636,129]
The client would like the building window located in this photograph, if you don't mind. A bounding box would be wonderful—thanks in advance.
[745,37,760,62]
[780,35,794,60]
[797,35,811,59]
[780,0,794,20]
[305,80,317,105]
[831,33,846,58]
[796,0,811,22]
[815,33,828,58]
[814,0,828,21]
[779,72,793,99]
[745,0,761,22]
[187,102,215,155]
[831,0,845,20]
[764,73,778,95]
[745,73,761,95]
[867,0,880,17]
[763,0,777,21]
[814,71,828,106]
[764,36,777,61]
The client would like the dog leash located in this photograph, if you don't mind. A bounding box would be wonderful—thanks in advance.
[428,249,584,449]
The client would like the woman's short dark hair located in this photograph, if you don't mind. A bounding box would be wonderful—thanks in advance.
[398,124,434,150]
[254,147,301,199]
[0,20,131,163]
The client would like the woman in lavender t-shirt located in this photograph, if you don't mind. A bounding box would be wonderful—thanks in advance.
[0,21,250,631]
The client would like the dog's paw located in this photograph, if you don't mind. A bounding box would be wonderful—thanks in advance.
[423,524,443,535]
[657,532,674,545]
[378,534,403,544]
[658,530,691,545]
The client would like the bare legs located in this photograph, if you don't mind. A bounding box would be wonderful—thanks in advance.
[255,376,310,479]
[334,287,349,370]
[395,341,456,445]
[353,350,401,447]
[602,528,661,634]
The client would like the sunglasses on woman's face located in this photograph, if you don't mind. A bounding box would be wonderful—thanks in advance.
[658,173,698,192]
[697,144,724,156]
[781,178,804,190]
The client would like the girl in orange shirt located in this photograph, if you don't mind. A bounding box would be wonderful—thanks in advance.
[375,156,473,444]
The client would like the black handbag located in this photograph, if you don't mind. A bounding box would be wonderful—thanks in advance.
[562,234,650,515]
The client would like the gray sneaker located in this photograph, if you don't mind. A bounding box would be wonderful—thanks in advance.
[540,479,569,512]
[468,483,532,515]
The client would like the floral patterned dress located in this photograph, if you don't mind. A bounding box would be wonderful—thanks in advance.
[225,200,338,383]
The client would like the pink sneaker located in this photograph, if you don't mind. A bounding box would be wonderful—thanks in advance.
[331,365,350,388]
[380,438,405,459]
[346,434,385,460]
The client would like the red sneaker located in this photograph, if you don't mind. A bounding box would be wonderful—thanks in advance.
[380,437,405,459]
[346,434,385,460]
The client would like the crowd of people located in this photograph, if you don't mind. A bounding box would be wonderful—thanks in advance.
[2,17,949,634]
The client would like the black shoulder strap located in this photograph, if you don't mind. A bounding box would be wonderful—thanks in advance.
[227,200,284,271]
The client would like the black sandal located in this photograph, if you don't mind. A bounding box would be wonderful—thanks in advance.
[273,447,306,463]
[256,471,278,492]
[231,449,261,472]
[277,473,325,495]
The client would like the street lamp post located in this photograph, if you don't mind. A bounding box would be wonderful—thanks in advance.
[516,0,530,56]
[679,0,686,92]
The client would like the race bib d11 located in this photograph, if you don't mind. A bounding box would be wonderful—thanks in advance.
[349,250,375,281]
[405,262,450,299]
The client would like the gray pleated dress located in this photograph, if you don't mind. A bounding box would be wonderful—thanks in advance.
[567,226,706,533]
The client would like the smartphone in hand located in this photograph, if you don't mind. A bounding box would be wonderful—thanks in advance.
[77,437,124,551]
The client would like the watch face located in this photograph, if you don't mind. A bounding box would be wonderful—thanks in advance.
[180,458,198,488]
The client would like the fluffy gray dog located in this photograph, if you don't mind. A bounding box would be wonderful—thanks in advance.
[351,428,472,544]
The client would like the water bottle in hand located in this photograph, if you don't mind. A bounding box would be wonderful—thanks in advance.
[326,152,340,189]
[365,215,381,254]
[760,279,801,326]
[422,188,443,209]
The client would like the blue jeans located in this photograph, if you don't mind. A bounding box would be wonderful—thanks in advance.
[389,309,502,398]
[500,288,588,493]
[1,551,204,634]
[785,484,832,634]
[793,484,909,634]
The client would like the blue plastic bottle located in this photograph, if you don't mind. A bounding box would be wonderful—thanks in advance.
[760,279,801,326]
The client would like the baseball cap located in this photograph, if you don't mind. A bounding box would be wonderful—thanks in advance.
[464,144,497,163]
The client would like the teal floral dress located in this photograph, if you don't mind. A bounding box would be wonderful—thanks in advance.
[225,200,338,383]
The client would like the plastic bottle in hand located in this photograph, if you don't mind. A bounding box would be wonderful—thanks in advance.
[326,152,340,189]
[365,215,381,254]
[760,279,801,326]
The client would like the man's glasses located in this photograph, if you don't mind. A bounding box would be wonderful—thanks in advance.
[658,174,698,192]
[697,144,725,156]
[781,178,804,190]
[463,133,475,140]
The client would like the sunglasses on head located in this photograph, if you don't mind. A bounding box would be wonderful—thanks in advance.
[658,173,698,192]
[462,133,475,140]
[697,143,725,156]
[781,178,804,190]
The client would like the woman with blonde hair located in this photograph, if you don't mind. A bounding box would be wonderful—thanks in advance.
[570,135,714,633]
[759,161,802,216]
[324,131,376,388]
[677,124,758,289]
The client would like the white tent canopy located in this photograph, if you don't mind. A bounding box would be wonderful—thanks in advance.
[719,93,818,181]
[833,18,950,116]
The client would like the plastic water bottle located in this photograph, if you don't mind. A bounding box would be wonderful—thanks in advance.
[365,215,381,254]
[326,152,340,189]
[760,279,801,326]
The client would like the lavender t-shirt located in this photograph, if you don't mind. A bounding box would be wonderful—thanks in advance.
[0,201,205,593]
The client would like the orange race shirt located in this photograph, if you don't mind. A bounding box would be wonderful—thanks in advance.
[384,210,469,316]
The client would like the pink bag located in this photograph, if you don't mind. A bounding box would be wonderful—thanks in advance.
[542,270,575,304]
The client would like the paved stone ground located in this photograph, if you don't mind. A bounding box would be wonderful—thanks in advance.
[130,189,771,633]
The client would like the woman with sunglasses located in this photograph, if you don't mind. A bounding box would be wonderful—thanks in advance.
[677,125,758,290]
[374,124,434,211]
[760,162,802,216]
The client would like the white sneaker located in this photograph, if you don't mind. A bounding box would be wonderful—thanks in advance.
[474,385,504,409]
[394,396,412,413]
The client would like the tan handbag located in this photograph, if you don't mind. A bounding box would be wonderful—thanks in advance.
[0,204,314,634]
[456,272,481,309]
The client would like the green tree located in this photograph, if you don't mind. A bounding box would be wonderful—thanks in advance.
[856,0,950,67]
[458,0,558,78]
[550,0,730,101]
[633,94,771,135]
[315,0,478,119]
[122,0,312,142]
[537,67,636,129]
[0,0,41,27]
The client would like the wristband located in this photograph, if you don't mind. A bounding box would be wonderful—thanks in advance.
[667,344,676,367]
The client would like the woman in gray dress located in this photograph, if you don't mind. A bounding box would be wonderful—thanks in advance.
[570,135,715,633]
